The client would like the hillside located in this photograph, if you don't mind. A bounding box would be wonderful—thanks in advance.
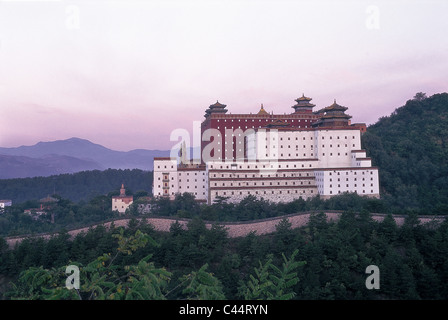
[0,138,169,178]
[0,169,153,203]
[0,154,103,179]
[3,210,448,300]
[362,92,448,213]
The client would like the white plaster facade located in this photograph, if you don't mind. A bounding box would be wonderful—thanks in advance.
[153,126,379,204]
[153,158,208,201]
[153,158,179,199]
[112,184,134,214]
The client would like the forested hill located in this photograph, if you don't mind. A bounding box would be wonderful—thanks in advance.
[362,92,448,214]
[0,169,152,204]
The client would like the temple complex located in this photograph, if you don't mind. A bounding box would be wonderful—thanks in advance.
[153,94,378,204]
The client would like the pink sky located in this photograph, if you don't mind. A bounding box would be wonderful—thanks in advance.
[0,0,447,151]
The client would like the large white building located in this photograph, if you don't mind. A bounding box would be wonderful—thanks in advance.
[153,96,379,204]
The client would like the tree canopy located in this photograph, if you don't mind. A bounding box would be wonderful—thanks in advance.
[362,92,448,214]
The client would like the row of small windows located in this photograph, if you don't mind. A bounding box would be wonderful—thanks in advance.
[158,172,206,178]
[157,165,174,169]
[216,189,314,196]
[321,144,351,148]
[326,171,374,176]
[209,163,313,169]
[264,145,313,149]
[177,181,377,188]
[269,136,356,141]
[177,172,206,176]
[215,143,355,150]
[158,176,175,180]
[157,183,206,188]
[316,177,375,182]
[212,149,348,160]
[156,167,209,173]
[266,136,314,141]
[216,119,314,123]
[261,135,356,141]
[214,181,312,186]
[213,173,310,178]
[216,153,316,160]
[208,137,357,148]
[329,183,375,188]
[157,192,205,196]
[321,152,349,156]
[179,185,203,189]
[274,154,314,158]
[329,190,375,194]
[321,136,355,140]
[314,171,375,180]
[217,141,242,144]
[159,169,375,180]
[217,125,312,130]
[158,184,175,188]
[279,145,313,149]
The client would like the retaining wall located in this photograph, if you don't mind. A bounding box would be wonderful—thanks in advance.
[4,212,446,248]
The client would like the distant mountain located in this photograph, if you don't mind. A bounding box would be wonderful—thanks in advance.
[0,138,170,179]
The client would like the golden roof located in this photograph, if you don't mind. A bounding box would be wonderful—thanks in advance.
[325,99,348,111]
[209,100,227,108]
[295,93,312,101]
[257,104,269,115]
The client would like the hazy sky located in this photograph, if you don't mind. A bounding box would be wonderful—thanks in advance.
[0,0,447,151]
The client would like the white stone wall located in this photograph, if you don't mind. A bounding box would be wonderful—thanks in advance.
[315,129,361,168]
[247,129,361,167]
[247,130,317,161]
[153,159,178,199]
[112,198,133,214]
[207,160,319,204]
[178,170,207,201]
[315,168,379,198]
[351,150,372,167]
[209,186,318,204]
[276,130,316,160]
[153,159,208,201]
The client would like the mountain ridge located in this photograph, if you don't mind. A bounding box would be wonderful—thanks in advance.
[0,137,170,178]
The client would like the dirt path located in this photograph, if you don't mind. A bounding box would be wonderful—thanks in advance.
[4,212,446,248]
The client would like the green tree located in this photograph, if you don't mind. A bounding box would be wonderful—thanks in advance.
[239,249,305,300]
[8,228,163,300]
[180,263,225,300]
[7,265,79,300]
[378,213,398,242]
[118,254,171,300]
[273,218,295,256]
